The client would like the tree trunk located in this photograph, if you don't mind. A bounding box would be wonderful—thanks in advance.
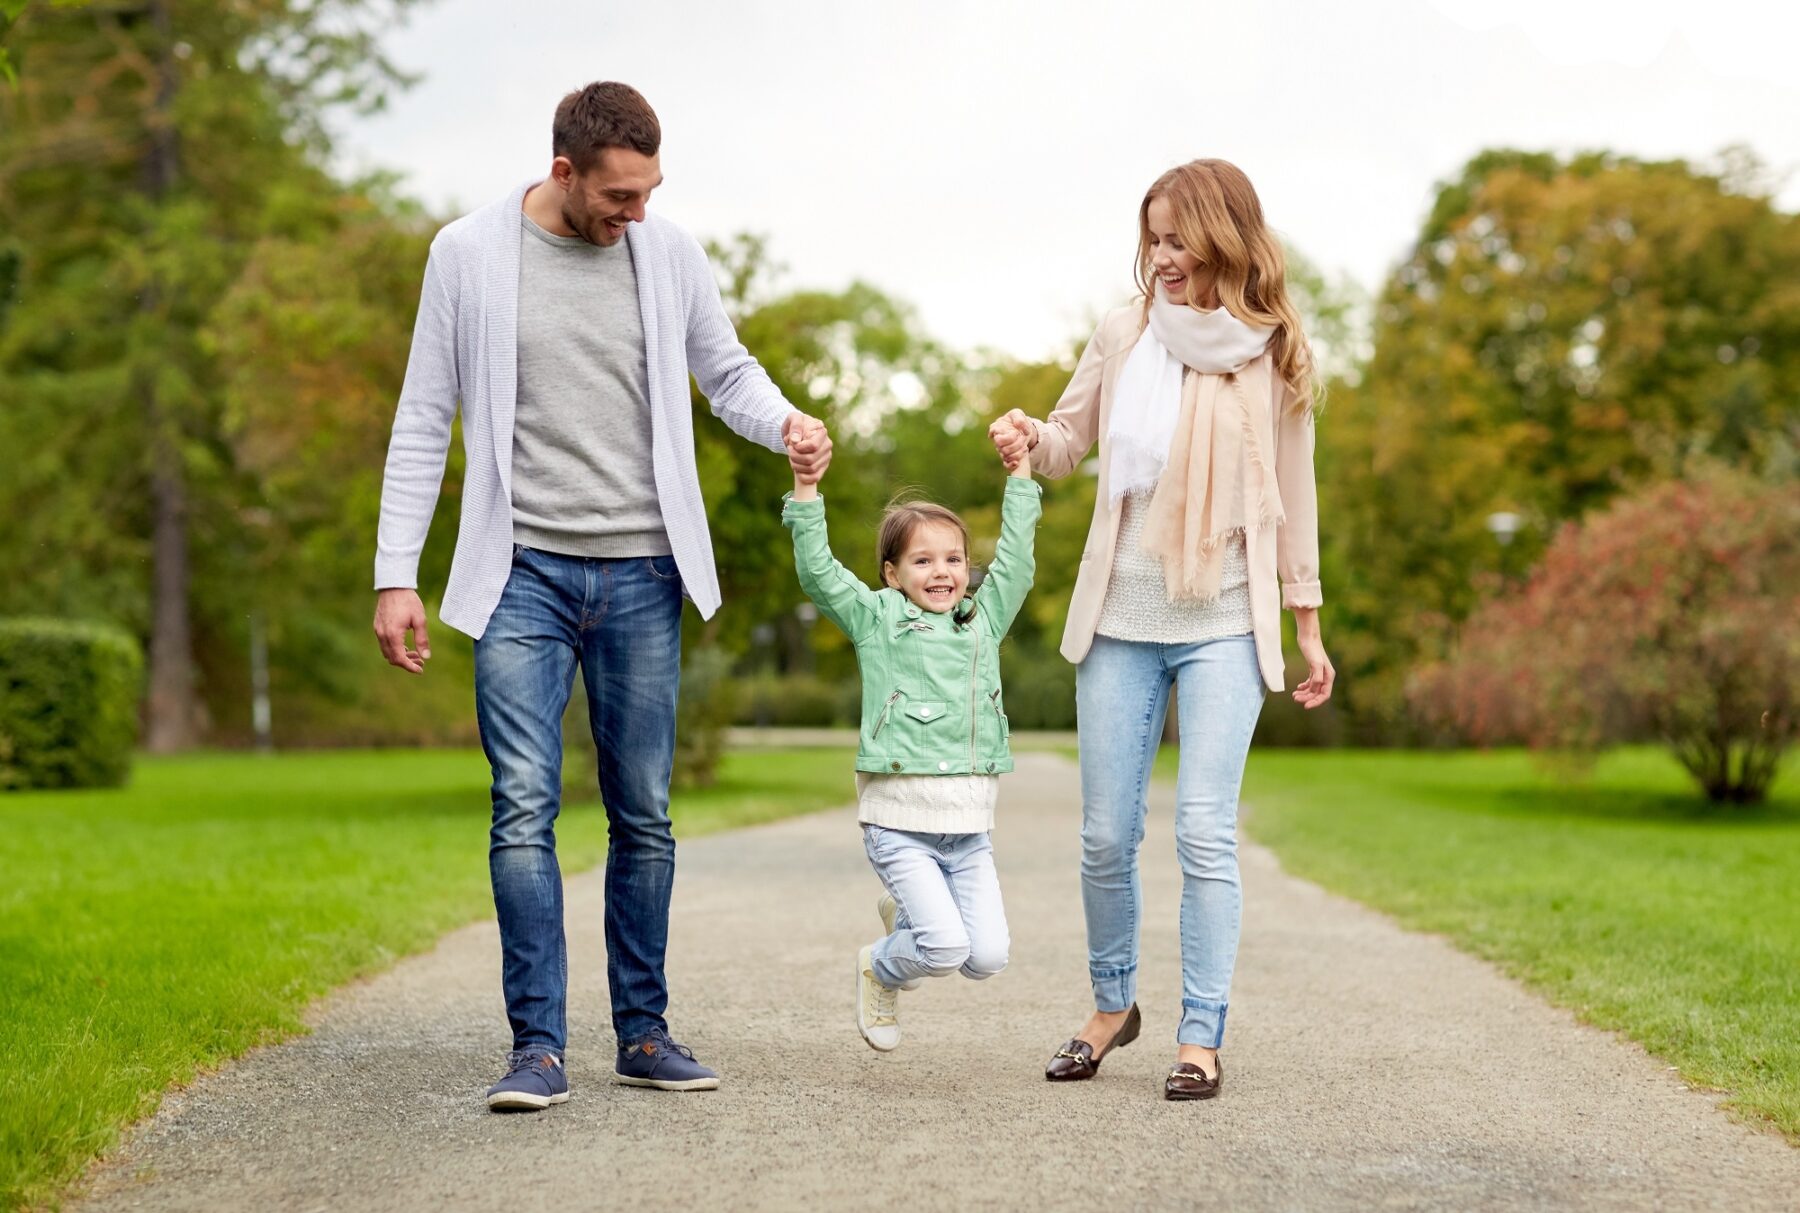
[144,453,201,749]
[141,0,202,752]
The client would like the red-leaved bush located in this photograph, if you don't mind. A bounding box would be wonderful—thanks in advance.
[1410,474,1800,803]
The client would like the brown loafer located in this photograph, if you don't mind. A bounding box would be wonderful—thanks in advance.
[1044,1004,1141,1082]
[1163,1055,1223,1101]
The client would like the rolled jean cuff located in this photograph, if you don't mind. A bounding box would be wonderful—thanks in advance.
[1090,963,1136,1013]
[1178,998,1228,1048]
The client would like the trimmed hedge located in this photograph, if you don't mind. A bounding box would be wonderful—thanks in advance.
[730,672,857,728]
[0,618,144,790]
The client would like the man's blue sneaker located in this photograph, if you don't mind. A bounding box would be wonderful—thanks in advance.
[613,1028,720,1091]
[486,1048,569,1111]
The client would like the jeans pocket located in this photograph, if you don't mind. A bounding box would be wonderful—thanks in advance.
[647,554,681,583]
[862,824,889,863]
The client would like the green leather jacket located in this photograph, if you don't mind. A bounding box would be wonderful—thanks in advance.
[783,477,1043,776]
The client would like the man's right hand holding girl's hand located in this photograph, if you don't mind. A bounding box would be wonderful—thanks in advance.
[787,410,829,501]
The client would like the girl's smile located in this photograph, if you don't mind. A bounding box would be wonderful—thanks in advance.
[882,519,969,613]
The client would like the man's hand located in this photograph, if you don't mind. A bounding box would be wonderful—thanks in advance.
[784,412,832,484]
[988,409,1037,471]
[374,588,431,674]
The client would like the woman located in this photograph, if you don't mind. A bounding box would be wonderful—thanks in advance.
[989,159,1334,1102]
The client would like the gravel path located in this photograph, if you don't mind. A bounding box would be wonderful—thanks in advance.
[76,753,1799,1211]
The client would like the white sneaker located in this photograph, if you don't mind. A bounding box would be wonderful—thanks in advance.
[856,944,901,1052]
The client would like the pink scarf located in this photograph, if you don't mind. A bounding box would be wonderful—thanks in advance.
[1107,289,1284,603]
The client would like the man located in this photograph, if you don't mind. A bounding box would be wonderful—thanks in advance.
[373,81,829,1110]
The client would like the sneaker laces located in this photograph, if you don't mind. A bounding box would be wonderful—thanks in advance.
[639,1028,696,1060]
[871,979,898,1029]
[503,1049,555,1076]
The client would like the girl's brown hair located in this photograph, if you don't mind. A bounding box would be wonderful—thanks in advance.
[1135,159,1316,412]
[877,500,978,627]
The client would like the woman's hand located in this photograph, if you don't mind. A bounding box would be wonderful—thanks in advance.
[988,409,1037,471]
[1291,607,1335,709]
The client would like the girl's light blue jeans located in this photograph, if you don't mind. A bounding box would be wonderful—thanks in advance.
[1076,633,1265,1048]
[863,826,1009,990]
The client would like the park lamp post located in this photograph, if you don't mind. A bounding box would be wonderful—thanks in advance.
[240,505,275,755]
[1486,511,1524,591]
[1485,511,1522,545]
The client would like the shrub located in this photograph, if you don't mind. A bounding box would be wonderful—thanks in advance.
[0,618,144,790]
[675,646,741,789]
[730,673,854,727]
[1411,474,1800,803]
[999,648,1077,729]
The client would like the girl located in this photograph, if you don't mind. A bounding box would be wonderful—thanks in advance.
[989,159,1335,1101]
[782,441,1041,1051]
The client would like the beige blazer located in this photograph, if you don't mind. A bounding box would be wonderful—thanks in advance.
[1030,306,1323,692]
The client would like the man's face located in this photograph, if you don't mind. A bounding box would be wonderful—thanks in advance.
[557,147,662,247]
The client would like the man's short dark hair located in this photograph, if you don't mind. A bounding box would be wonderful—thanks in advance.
[553,82,661,173]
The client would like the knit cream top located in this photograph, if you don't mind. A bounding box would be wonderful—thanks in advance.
[1095,490,1254,644]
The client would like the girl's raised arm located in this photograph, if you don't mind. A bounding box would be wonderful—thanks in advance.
[782,479,881,644]
[975,466,1043,638]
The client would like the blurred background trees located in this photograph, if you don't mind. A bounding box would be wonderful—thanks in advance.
[3,2,1796,804]
[1410,474,1799,802]
[1317,149,1800,745]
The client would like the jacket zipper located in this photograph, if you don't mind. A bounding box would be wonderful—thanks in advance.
[871,690,902,739]
[968,624,981,769]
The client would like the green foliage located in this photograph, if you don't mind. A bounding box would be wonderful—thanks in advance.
[0,745,853,1210]
[0,0,435,748]
[0,618,142,789]
[732,672,857,727]
[1413,474,1800,803]
[998,646,1077,729]
[1319,149,1800,737]
[1235,747,1799,1138]
[674,646,741,788]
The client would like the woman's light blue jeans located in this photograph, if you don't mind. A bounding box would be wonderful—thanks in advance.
[1076,633,1265,1048]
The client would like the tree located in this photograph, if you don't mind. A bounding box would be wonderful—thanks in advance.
[1320,149,1800,738]
[0,0,424,748]
[1410,473,1799,803]
[695,236,985,678]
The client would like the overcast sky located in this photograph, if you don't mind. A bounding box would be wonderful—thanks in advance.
[337,0,1800,362]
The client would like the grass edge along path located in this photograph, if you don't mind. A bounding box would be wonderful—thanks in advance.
[1204,747,1798,1144]
[1,746,855,1212]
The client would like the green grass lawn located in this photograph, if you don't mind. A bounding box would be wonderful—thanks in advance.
[0,747,854,1212]
[1190,747,1798,1140]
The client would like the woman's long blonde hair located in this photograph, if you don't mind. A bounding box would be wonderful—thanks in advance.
[1135,159,1315,410]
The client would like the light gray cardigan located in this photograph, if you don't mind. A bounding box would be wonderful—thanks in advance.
[375,182,797,637]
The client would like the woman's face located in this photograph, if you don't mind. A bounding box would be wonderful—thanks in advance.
[1146,195,1210,307]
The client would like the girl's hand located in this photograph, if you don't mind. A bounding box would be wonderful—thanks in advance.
[1008,446,1031,478]
[1290,607,1335,709]
[988,409,1036,471]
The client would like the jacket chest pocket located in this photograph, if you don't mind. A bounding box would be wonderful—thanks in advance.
[904,701,948,726]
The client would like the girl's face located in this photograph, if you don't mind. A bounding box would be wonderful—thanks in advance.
[882,519,969,613]
[1146,195,1212,307]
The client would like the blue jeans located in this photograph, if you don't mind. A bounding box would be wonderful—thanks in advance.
[474,546,684,1055]
[1075,633,1265,1048]
[862,826,1009,989]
